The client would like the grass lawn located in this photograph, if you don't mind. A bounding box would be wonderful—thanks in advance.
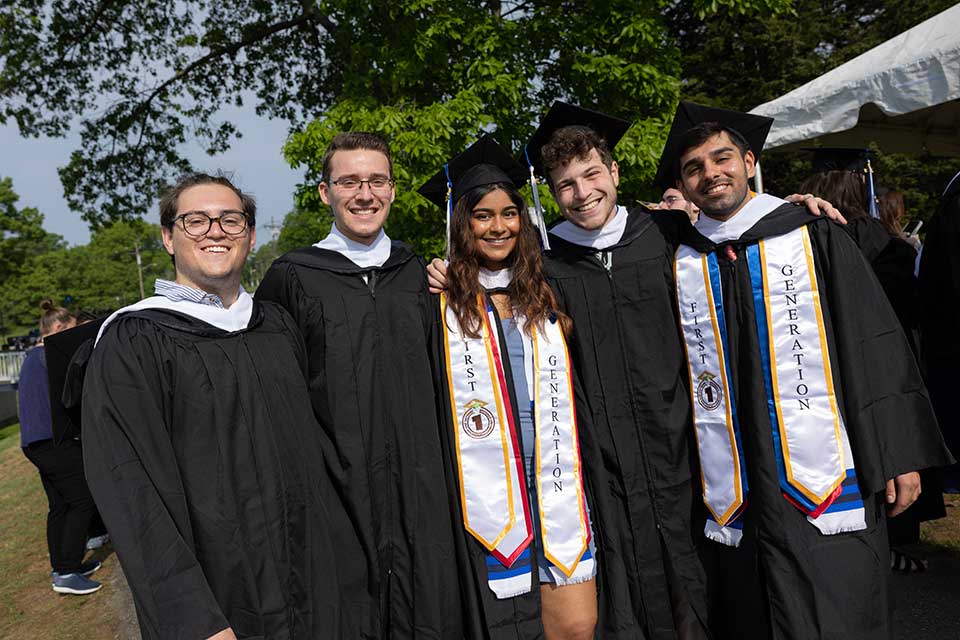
[0,424,126,640]
[921,493,960,553]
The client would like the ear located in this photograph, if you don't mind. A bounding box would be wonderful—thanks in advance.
[161,225,175,256]
[744,150,757,179]
[318,181,331,206]
[609,161,620,188]
[247,226,257,252]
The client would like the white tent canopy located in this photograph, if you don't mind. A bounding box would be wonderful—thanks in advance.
[750,3,960,156]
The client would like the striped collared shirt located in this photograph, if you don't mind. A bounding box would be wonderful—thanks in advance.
[154,279,227,309]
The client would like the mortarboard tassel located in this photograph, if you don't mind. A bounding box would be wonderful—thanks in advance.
[865,152,880,219]
[524,147,551,251]
[444,163,453,257]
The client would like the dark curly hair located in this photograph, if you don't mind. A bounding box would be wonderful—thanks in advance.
[446,182,570,338]
[540,126,614,187]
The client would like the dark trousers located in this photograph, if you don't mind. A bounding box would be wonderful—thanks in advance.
[22,438,97,574]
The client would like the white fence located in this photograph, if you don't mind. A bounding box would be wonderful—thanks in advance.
[0,351,27,384]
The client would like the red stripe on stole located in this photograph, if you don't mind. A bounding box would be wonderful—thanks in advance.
[782,482,843,519]
[484,309,533,567]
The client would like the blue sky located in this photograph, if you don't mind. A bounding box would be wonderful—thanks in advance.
[1,106,303,248]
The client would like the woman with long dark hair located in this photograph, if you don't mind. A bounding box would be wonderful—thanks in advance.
[421,135,597,639]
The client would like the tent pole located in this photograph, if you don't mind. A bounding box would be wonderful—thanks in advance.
[754,161,765,194]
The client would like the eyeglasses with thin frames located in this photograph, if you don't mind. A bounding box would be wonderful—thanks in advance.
[328,177,395,192]
[174,211,250,237]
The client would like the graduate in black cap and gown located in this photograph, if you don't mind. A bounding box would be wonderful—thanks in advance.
[420,135,599,639]
[659,102,953,639]
[523,103,711,639]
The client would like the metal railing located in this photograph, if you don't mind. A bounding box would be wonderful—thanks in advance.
[0,351,27,384]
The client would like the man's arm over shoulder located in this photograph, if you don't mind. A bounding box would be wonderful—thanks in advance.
[82,319,230,639]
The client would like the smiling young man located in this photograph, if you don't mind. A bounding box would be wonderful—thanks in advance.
[82,173,360,639]
[663,103,953,639]
[256,133,464,639]
[523,103,712,640]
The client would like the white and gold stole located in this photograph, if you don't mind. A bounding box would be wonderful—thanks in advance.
[676,225,866,547]
[440,293,590,597]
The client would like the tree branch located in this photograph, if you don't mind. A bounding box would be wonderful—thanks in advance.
[123,6,333,128]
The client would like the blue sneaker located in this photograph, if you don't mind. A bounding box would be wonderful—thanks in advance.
[52,572,102,595]
[51,560,101,580]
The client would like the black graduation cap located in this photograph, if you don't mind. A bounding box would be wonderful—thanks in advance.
[808,147,881,218]
[418,134,528,209]
[654,102,774,191]
[43,318,105,443]
[418,134,529,254]
[522,101,632,177]
[809,147,870,173]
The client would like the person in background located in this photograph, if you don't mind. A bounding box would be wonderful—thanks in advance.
[918,169,960,493]
[879,189,922,253]
[19,299,102,595]
[798,170,920,351]
[658,187,700,223]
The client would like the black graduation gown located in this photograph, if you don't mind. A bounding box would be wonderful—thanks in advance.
[544,207,709,640]
[678,206,953,640]
[430,294,544,640]
[842,218,921,355]
[81,302,358,640]
[919,173,960,460]
[255,243,464,639]
[842,218,944,537]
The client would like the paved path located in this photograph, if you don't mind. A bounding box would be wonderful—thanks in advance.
[892,547,960,639]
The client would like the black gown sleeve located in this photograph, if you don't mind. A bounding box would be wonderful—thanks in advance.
[813,221,953,493]
[82,320,229,640]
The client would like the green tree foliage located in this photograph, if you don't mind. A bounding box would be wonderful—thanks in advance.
[664,0,957,217]
[281,0,787,256]
[1,0,789,252]
[0,217,172,335]
[0,177,64,284]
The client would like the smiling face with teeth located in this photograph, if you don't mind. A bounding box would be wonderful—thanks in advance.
[161,183,255,307]
[466,187,522,271]
[677,131,756,221]
[319,149,395,245]
[548,148,620,231]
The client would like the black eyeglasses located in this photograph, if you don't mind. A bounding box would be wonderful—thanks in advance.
[174,211,250,237]
[328,177,395,192]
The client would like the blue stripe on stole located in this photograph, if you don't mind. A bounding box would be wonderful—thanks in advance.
[824,470,864,512]
[486,547,531,569]
[705,253,750,508]
[744,244,819,513]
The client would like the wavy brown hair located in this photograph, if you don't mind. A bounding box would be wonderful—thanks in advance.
[446,183,570,338]
[798,170,869,221]
[879,189,905,235]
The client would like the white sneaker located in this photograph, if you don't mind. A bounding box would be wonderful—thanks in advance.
[86,534,110,550]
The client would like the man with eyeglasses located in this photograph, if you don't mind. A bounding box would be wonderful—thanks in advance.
[81,173,362,639]
[256,133,465,638]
